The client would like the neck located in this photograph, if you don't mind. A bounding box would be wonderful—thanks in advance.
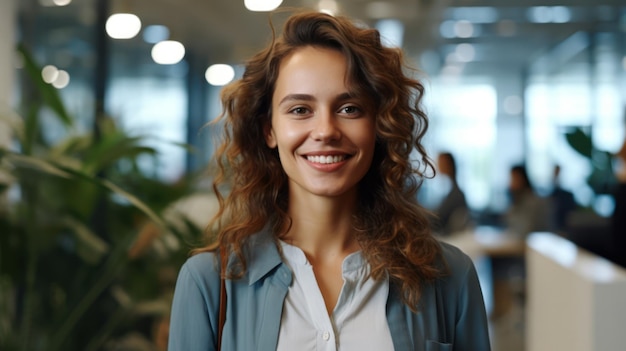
[282,190,360,262]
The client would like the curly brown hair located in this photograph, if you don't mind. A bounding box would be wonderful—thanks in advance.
[196,9,443,310]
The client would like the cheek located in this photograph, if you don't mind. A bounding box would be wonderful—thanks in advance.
[355,123,377,155]
[275,125,307,150]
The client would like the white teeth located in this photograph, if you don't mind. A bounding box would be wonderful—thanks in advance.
[306,155,346,164]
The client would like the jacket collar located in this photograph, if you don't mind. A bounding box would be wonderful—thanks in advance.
[242,226,285,286]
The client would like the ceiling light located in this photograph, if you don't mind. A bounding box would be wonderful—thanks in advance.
[244,0,283,12]
[41,65,59,84]
[318,0,338,16]
[439,20,456,39]
[454,20,474,38]
[151,40,185,65]
[205,64,235,86]
[106,13,142,39]
[52,70,70,89]
[552,6,572,23]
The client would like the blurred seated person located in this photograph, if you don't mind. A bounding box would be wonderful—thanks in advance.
[505,164,551,239]
[433,152,472,236]
[492,164,551,319]
[549,164,577,234]
[610,137,626,267]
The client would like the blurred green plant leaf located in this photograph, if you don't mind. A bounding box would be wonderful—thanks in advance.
[1,149,72,178]
[62,216,110,264]
[17,43,72,127]
[565,127,593,159]
[1,148,166,230]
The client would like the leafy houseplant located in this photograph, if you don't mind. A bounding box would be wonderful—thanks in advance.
[0,44,205,350]
[565,126,617,195]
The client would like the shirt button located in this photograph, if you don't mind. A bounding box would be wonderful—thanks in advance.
[322,331,330,341]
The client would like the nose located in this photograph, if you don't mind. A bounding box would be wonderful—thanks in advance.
[312,110,341,142]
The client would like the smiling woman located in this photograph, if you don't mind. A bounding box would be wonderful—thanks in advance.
[168,9,491,351]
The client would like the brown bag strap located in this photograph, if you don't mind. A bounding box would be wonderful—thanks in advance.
[217,249,227,350]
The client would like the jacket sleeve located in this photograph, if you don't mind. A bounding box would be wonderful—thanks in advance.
[168,253,220,351]
[452,253,491,351]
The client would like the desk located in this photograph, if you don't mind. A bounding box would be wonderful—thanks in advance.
[438,226,527,319]
[439,226,526,260]
[526,232,626,351]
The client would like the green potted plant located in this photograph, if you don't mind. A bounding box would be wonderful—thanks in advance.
[0,44,205,351]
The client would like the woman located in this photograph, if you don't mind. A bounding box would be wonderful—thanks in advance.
[168,10,490,351]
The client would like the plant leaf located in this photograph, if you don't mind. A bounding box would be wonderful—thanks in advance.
[17,43,73,127]
[62,216,110,264]
[1,148,72,178]
[564,127,593,159]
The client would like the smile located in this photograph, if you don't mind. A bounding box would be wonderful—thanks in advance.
[306,155,348,164]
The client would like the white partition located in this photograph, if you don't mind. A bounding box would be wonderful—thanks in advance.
[526,232,626,351]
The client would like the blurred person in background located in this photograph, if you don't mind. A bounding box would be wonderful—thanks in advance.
[548,164,577,235]
[432,152,472,236]
[490,164,551,319]
[505,164,552,238]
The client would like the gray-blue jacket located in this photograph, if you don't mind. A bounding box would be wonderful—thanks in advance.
[168,228,491,351]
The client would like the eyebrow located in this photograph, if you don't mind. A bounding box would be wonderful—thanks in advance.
[278,92,354,106]
[278,94,314,106]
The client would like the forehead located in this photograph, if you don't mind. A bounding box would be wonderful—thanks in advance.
[278,46,347,78]
[272,46,349,98]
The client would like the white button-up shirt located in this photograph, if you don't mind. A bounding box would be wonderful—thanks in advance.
[277,241,394,351]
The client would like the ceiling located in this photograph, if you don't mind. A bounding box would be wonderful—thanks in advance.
[20,0,626,78]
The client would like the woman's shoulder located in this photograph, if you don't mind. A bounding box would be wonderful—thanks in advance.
[437,241,476,285]
[178,251,221,285]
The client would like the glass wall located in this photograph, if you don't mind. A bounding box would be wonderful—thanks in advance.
[13,2,626,216]
[525,30,625,215]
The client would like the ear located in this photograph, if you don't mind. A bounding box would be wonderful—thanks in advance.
[264,120,277,148]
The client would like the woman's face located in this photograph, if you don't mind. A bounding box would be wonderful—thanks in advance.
[266,46,376,200]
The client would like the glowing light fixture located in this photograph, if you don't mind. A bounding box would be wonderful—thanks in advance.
[318,0,338,16]
[152,40,185,65]
[454,20,474,38]
[52,70,70,89]
[205,64,235,86]
[244,0,282,12]
[106,13,142,39]
[527,6,572,24]
[42,65,59,84]
[41,65,70,89]
[39,0,71,6]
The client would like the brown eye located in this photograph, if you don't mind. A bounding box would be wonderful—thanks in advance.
[290,107,309,115]
[339,105,361,117]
